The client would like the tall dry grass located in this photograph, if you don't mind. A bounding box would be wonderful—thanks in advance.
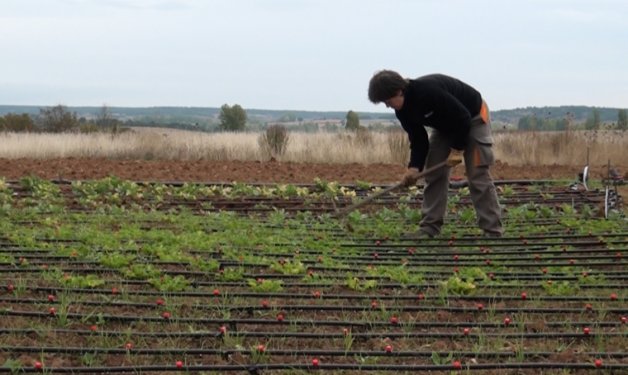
[493,130,627,166]
[1,128,626,167]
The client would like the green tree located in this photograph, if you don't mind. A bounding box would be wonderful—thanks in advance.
[517,115,537,130]
[556,117,569,131]
[1,113,35,132]
[585,109,600,130]
[96,104,120,134]
[39,105,79,132]
[618,109,627,130]
[218,104,247,131]
[345,110,360,130]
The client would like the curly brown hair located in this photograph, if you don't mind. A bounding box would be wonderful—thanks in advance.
[368,70,408,103]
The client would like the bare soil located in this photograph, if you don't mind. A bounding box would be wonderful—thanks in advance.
[2,158,623,184]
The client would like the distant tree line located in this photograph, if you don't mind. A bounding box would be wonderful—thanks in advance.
[517,109,627,131]
[3,104,625,134]
[0,103,248,133]
[0,105,124,134]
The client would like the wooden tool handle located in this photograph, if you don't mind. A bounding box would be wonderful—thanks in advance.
[335,161,448,218]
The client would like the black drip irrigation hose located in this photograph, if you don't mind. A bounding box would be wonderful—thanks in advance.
[2,304,627,320]
[2,262,626,279]
[5,189,612,215]
[0,327,626,341]
[2,245,626,261]
[2,259,626,276]
[1,362,627,374]
[3,278,624,299]
[2,346,626,359]
[2,311,624,330]
[2,290,625,303]
[3,281,626,299]
[345,239,628,249]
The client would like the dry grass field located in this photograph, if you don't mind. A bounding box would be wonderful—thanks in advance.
[1,128,626,169]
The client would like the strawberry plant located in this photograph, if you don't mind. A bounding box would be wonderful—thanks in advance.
[218,267,245,281]
[248,278,284,293]
[192,258,220,273]
[149,275,190,292]
[124,264,161,280]
[440,275,477,295]
[99,252,135,268]
[60,274,106,289]
[346,275,377,291]
[270,259,306,275]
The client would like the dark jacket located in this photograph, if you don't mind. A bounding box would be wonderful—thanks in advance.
[395,74,483,170]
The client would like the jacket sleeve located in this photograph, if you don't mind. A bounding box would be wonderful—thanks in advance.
[407,125,429,171]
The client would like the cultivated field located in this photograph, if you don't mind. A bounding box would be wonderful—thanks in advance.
[0,128,626,374]
[0,176,626,373]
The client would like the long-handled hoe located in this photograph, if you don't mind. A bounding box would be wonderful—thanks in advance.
[334,161,448,219]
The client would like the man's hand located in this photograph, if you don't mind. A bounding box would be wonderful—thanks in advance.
[447,148,464,167]
[401,167,421,187]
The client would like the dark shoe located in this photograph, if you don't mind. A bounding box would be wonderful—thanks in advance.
[484,231,503,238]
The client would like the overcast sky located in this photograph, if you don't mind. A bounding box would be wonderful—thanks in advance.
[1,0,627,112]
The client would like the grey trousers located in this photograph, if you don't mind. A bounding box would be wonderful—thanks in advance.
[419,112,503,236]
